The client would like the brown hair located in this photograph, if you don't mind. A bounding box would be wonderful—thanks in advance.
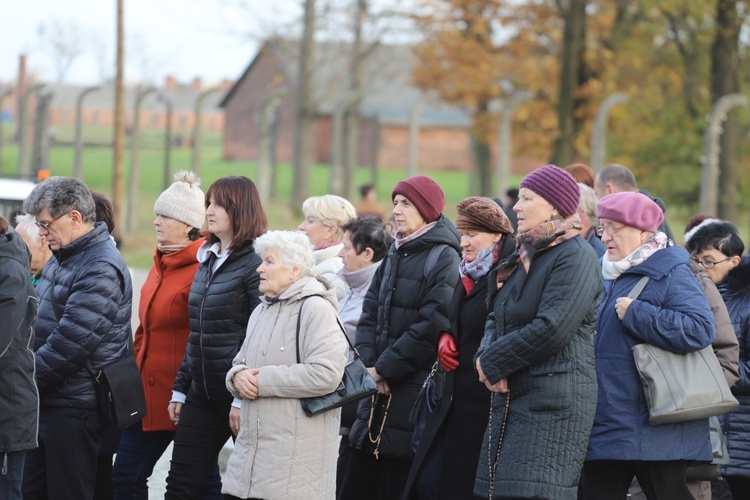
[564,163,595,188]
[91,191,116,234]
[0,216,8,234]
[205,176,268,250]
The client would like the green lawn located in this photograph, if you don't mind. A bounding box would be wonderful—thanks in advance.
[1,137,520,268]
[6,129,729,268]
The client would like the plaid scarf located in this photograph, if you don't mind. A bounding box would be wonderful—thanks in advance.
[495,215,582,289]
[601,232,668,280]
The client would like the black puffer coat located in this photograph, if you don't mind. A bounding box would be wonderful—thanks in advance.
[0,227,38,452]
[34,222,132,409]
[720,256,750,478]
[173,243,262,400]
[348,216,461,461]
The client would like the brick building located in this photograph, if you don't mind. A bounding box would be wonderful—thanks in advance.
[220,38,479,171]
[1,56,228,144]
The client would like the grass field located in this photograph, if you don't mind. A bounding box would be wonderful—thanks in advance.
[5,124,731,268]
[1,132,522,267]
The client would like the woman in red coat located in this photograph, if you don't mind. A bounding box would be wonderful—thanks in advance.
[112,171,221,499]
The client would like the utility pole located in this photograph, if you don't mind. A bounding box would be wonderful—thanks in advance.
[112,0,125,241]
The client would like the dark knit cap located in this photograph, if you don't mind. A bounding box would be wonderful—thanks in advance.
[391,175,445,223]
[455,197,513,235]
[519,164,580,217]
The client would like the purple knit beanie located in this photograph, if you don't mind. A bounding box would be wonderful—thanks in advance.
[391,175,445,223]
[519,164,580,217]
[597,192,664,232]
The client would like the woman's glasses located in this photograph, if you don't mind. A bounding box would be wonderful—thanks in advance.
[691,256,731,269]
[595,222,626,237]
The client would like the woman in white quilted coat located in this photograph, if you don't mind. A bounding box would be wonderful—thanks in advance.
[223,230,348,500]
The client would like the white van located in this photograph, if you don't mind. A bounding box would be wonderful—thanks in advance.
[0,178,36,221]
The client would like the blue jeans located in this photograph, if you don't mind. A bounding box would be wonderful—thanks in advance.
[1,451,27,500]
[113,420,221,500]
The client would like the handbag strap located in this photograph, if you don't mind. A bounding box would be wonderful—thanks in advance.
[294,297,359,364]
[627,276,650,300]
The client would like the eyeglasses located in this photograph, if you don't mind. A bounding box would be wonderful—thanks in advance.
[595,222,626,237]
[35,212,68,230]
[692,256,731,269]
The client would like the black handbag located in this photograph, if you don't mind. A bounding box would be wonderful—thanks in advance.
[86,353,147,429]
[294,300,378,417]
[686,415,731,481]
[409,361,445,452]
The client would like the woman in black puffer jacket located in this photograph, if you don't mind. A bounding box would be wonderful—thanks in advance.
[339,175,461,500]
[165,176,268,499]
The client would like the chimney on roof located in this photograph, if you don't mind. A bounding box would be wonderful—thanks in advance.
[220,79,234,92]
[16,54,27,121]
[164,75,177,90]
[191,77,202,92]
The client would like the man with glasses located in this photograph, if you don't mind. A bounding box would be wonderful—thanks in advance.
[20,177,132,500]
[593,163,675,244]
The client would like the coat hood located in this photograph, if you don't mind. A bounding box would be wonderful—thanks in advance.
[0,227,31,270]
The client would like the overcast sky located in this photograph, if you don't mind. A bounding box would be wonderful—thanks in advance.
[0,0,302,87]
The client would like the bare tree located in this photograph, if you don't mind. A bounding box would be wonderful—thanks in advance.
[36,18,84,83]
[342,0,368,201]
[711,0,741,221]
[292,0,317,209]
[90,30,113,84]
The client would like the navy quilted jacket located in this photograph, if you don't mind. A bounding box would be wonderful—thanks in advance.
[173,243,262,400]
[587,246,714,464]
[34,222,132,409]
[720,256,750,478]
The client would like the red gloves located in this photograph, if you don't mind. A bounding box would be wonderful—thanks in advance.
[438,333,459,372]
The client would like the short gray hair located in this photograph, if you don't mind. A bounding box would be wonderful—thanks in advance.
[577,183,599,227]
[23,177,96,222]
[254,230,315,277]
[14,213,41,243]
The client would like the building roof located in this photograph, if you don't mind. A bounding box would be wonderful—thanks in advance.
[37,81,225,113]
[221,37,471,128]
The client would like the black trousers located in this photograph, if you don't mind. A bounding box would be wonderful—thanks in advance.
[581,459,694,500]
[164,391,233,500]
[22,406,104,500]
[337,447,412,500]
[725,475,750,499]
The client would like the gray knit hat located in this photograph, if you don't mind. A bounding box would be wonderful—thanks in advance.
[154,170,205,229]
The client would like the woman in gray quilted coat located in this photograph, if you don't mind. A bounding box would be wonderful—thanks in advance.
[474,165,602,499]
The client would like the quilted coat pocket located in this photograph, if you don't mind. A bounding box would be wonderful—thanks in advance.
[528,359,574,412]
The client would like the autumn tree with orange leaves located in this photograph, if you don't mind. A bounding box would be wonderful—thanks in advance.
[411,0,507,196]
